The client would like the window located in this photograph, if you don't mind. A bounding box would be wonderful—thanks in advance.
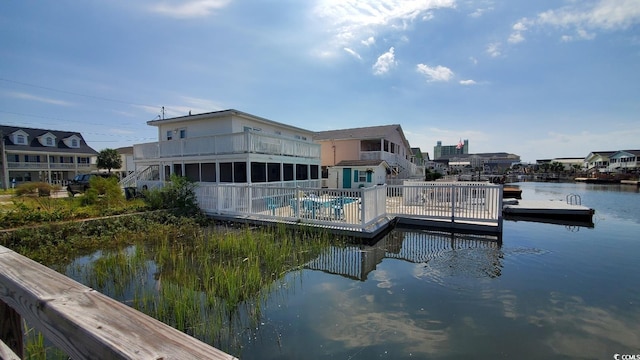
[201,163,216,182]
[71,139,79,147]
[46,137,54,146]
[179,129,186,139]
[25,155,40,163]
[16,134,26,144]
[356,170,367,182]
[167,130,173,141]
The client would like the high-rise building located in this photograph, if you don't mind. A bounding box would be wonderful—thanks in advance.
[434,139,468,159]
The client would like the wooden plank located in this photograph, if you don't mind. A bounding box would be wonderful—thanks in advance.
[0,245,237,360]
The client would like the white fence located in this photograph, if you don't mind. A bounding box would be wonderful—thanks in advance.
[190,181,502,233]
[386,182,502,226]
[195,183,387,231]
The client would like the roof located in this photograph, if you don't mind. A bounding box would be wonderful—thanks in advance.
[334,159,390,168]
[314,124,412,151]
[146,108,314,135]
[1,125,98,155]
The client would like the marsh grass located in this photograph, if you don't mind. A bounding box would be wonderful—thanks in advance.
[7,215,344,355]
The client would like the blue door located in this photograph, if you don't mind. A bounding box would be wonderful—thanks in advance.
[342,168,352,188]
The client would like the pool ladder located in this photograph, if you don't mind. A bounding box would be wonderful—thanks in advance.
[566,193,581,205]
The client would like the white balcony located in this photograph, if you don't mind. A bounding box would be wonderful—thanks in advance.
[7,162,94,170]
[134,132,321,160]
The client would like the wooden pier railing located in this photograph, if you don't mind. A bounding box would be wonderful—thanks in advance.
[0,245,237,360]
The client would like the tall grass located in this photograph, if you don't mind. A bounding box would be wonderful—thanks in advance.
[5,215,344,355]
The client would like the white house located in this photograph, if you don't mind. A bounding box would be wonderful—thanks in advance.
[130,109,321,186]
[327,159,390,189]
[608,150,640,173]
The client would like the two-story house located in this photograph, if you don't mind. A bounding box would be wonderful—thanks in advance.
[1,125,98,189]
[313,124,422,187]
[130,109,321,186]
[585,151,615,174]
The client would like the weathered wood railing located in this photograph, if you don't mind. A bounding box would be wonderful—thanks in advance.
[0,246,237,360]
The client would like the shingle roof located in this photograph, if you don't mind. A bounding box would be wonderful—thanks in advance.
[314,124,403,141]
[1,125,98,155]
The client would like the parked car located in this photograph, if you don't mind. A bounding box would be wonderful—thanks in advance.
[67,173,114,196]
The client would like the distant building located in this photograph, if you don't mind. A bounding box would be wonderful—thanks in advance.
[440,152,520,174]
[0,125,98,189]
[434,139,468,159]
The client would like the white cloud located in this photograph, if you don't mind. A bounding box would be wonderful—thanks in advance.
[508,32,525,44]
[361,36,376,46]
[486,42,501,57]
[459,79,476,85]
[313,0,456,53]
[372,47,397,75]
[344,47,362,60]
[469,56,478,65]
[150,0,231,18]
[416,64,454,82]
[469,7,493,18]
[7,91,73,106]
[510,0,640,44]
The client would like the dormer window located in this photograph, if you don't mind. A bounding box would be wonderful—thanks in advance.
[38,132,57,147]
[11,130,29,145]
[63,135,81,149]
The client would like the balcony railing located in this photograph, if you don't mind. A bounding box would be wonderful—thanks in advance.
[7,162,94,170]
[134,132,321,161]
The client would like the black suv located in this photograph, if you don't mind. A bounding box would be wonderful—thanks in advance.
[67,173,114,196]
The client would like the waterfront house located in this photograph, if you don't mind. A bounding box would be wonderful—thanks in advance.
[326,159,390,189]
[0,125,97,189]
[130,109,321,186]
[313,124,423,186]
[608,150,640,174]
[585,151,615,174]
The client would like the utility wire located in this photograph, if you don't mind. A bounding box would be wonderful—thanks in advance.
[0,77,159,108]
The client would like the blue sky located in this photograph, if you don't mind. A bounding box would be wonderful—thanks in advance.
[1,0,639,163]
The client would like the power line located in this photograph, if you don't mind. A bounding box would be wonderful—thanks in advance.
[0,77,159,108]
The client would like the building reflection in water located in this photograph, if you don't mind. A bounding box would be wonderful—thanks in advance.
[305,229,503,281]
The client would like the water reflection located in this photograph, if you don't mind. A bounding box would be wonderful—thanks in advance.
[306,229,503,282]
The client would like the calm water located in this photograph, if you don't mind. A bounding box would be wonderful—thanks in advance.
[234,182,640,359]
[67,182,640,359]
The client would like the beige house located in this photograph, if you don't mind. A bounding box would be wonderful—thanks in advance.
[314,124,423,185]
[130,109,321,186]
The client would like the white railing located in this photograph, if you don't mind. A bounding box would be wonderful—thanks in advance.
[195,184,381,231]
[133,132,321,160]
[360,151,419,179]
[7,162,94,170]
[386,182,502,225]
[188,181,502,233]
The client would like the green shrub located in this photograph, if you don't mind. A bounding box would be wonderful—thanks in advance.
[143,175,202,218]
[14,182,59,197]
[81,176,125,207]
